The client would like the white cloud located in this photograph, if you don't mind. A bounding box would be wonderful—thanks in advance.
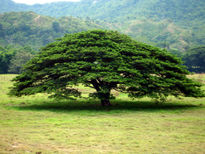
[12,0,81,5]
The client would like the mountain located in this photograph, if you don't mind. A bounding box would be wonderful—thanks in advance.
[0,0,205,51]
[2,0,205,23]
[0,0,28,12]
[0,11,107,49]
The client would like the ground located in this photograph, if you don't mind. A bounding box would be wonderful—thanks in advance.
[0,74,205,153]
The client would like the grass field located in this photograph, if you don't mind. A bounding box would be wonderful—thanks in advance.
[0,74,205,153]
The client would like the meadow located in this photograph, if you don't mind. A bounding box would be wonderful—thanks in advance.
[0,74,205,153]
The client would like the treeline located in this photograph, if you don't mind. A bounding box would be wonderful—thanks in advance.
[0,45,36,74]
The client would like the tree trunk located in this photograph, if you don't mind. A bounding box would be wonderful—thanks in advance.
[100,92,111,106]
[91,79,112,107]
[101,99,111,106]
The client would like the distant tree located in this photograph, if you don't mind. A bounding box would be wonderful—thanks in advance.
[0,46,35,74]
[0,46,15,74]
[183,46,205,73]
[8,51,34,74]
[9,30,204,106]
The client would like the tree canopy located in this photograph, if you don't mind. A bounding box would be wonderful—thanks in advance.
[9,30,204,106]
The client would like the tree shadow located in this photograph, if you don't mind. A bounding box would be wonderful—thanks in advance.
[12,99,202,114]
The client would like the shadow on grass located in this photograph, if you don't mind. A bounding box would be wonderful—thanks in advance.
[11,99,202,114]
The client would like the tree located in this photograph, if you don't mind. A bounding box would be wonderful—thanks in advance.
[183,46,205,73]
[9,30,204,106]
[0,46,16,74]
[0,46,35,74]
[8,51,34,74]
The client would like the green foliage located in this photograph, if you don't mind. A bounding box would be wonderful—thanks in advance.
[0,45,36,74]
[8,51,34,74]
[10,30,204,106]
[0,46,15,73]
[183,46,205,73]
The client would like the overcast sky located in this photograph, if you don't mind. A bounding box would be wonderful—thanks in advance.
[12,0,81,5]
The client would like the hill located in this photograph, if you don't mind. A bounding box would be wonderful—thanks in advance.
[0,11,106,49]
[3,0,205,23]
[0,0,205,51]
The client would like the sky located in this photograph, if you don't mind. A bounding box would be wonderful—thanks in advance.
[12,0,81,5]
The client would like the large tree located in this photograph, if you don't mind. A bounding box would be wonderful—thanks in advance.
[9,30,204,106]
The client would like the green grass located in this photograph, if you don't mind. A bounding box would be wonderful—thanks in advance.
[0,74,205,153]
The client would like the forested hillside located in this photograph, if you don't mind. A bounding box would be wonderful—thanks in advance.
[0,11,106,49]
[1,0,205,51]
[0,0,27,13]
[2,0,205,23]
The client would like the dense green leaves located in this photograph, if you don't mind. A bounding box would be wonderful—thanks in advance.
[0,46,14,73]
[8,51,34,74]
[10,30,204,105]
[0,45,35,74]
